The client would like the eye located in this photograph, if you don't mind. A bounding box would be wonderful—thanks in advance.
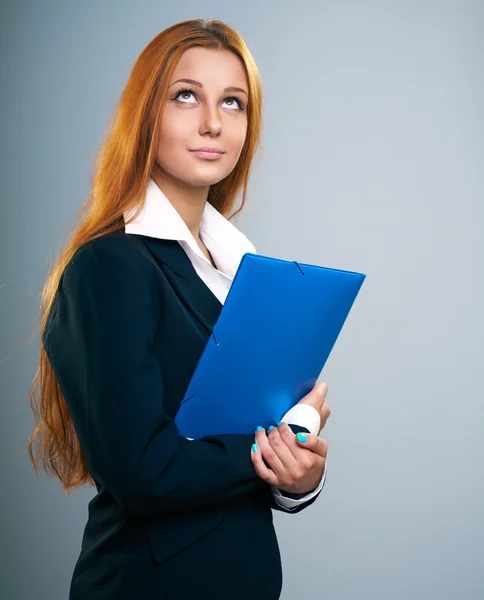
[173,88,197,104]
[222,96,245,110]
[172,88,245,111]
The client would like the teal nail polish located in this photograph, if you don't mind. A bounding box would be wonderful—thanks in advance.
[297,433,308,442]
[252,443,258,452]
[277,421,283,426]
[256,426,263,432]
[268,425,275,430]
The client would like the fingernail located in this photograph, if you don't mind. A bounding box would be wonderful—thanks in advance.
[297,433,308,443]
[277,421,283,426]
[268,425,275,430]
[252,443,258,452]
[318,382,326,395]
[256,426,263,432]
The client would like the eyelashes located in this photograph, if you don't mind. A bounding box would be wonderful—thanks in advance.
[171,87,246,111]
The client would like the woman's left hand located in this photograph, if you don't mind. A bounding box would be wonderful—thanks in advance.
[250,422,328,495]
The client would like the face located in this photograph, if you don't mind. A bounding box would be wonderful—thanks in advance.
[155,47,249,191]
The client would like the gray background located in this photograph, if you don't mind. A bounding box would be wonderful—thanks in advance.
[1,1,483,599]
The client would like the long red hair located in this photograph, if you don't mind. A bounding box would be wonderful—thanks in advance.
[26,18,263,493]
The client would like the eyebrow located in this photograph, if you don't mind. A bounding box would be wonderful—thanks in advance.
[169,78,248,97]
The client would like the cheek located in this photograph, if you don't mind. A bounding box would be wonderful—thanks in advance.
[230,138,246,166]
[156,121,191,177]
[158,114,189,154]
[232,121,248,154]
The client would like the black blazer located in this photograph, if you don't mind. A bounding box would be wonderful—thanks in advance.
[44,230,322,600]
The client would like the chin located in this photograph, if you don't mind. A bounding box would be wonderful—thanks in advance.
[159,160,233,188]
[188,169,231,187]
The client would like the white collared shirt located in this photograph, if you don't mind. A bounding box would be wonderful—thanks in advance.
[124,178,326,510]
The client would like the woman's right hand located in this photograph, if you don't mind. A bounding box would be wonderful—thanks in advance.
[296,381,330,435]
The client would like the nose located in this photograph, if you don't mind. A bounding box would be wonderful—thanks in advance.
[199,103,223,136]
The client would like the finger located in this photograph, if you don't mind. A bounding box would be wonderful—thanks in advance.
[265,426,299,471]
[250,442,279,486]
[295,432,329,459]
[255,427,287,478]
[275,422,303,460]
[279,425,326,476]
[278,424,323,472]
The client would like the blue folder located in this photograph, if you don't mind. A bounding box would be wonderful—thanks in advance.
[174,253,366,439]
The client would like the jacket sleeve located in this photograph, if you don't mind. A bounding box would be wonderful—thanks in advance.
[44,240,277,517]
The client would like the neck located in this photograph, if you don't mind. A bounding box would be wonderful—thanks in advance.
[151,167,210,241]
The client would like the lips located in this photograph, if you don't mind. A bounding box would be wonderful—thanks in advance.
[190,147,223,154]
[189,148,225,160]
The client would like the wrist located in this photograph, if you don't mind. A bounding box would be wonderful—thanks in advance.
[278,472,323,497]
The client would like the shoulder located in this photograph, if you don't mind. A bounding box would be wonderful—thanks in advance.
[46,232,162,348]
[62,230,154,289]
[71,230,146,265]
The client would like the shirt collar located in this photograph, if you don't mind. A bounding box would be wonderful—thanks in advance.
[123,178,256,280]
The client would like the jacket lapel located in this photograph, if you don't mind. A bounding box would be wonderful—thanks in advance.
[133,234,223,334]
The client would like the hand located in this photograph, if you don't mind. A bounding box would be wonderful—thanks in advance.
[297,381,331,435]
[250,422,328,495]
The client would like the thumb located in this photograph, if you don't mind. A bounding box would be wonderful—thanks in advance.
[298,381,327,409]
[313,381,328,397]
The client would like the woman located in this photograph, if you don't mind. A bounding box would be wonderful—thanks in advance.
[27,18,331,600]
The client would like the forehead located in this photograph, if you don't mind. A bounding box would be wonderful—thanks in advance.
[171,47,248,89]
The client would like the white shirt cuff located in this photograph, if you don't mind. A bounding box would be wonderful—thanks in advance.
[281,403,320,436]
